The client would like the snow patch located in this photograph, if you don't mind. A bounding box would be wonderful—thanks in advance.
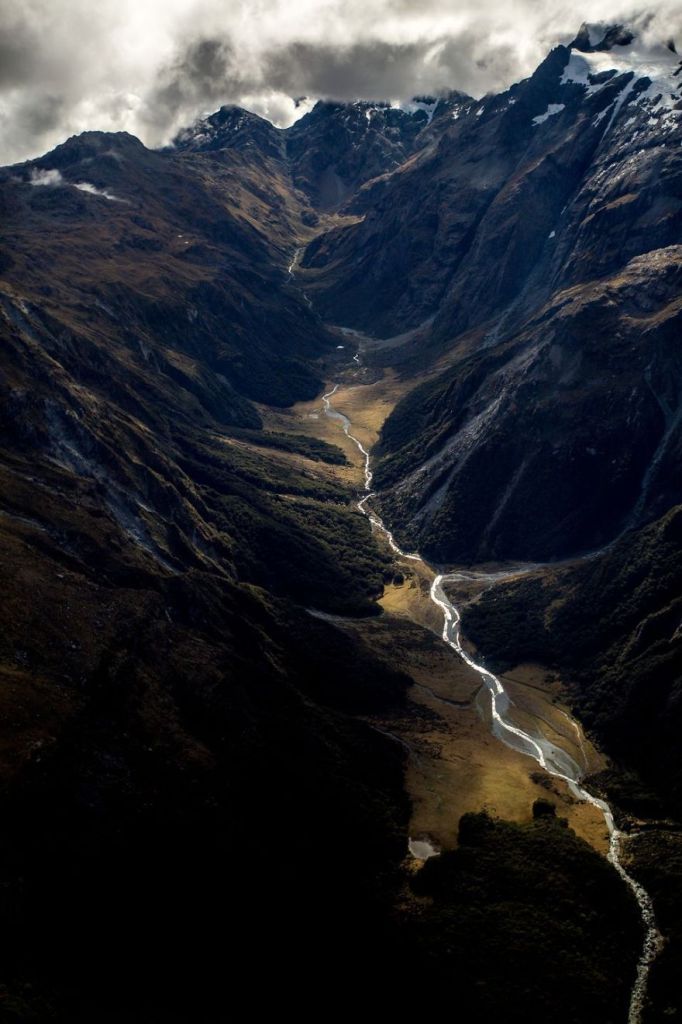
[532,102,565,125]
[385,98,439,124]
[562,37,682,117]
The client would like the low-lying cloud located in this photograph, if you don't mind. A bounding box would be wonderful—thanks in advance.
[27,166,125,202]
[74,181,124,202]
[1,0,680,165]
[29,167,63,186]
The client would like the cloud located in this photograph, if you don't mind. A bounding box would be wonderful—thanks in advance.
[74,181,124,201]
[29,167,63,186]
[1,0,681,165]
[27,167,126,202]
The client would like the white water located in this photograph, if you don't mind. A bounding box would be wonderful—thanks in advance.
[322,374,663,1024]
[287,247,302,279]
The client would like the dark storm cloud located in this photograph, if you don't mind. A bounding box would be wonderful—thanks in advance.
[261,32,532,101]
[139,35,265,138]
[140,33,478,145]
[1,0,680,165]
[0,31,38,86]
[144,39,243,122]
[263,39,450,99]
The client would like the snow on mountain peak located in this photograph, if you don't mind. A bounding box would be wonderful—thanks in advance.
[400,98,439,124]
[562,26,682,120]
[350,97,440,125]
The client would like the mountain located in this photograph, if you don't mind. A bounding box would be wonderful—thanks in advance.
[1,20,681,1022]
[173,94,463,213]
[299,26,682,563]
[0,112,416,1019]
[285,96,464,209]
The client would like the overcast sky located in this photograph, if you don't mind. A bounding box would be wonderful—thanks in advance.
[1,0,679,164]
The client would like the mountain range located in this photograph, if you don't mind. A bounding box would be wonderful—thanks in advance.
[0,21,680,1023]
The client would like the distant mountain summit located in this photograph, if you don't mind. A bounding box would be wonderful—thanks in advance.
[173,104,284,158]
[172,92,470,210]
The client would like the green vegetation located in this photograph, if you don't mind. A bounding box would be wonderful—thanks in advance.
[402,812,641,1021]
[229,427,349,465]
[0,560,411,1020]
[176,430,392,615]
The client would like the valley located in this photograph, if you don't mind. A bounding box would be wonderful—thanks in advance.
[271,345,612,854]
[0,16,680,1023]
[301,338,660,1021]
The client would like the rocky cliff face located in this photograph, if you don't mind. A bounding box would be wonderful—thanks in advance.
[285,96,462,209]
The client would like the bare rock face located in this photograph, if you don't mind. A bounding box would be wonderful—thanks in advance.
[305,29,682,334]
[173,104,285,159]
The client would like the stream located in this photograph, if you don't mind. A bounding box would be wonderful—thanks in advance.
[321,377,663,1024]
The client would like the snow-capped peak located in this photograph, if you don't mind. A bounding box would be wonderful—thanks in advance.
[562,27,682,118]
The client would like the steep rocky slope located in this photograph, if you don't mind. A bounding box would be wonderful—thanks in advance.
[304,27,682,338]
[0,119,418,1018]
[1,129,330,408]
[173,94,457,212]
[293,26,682,563]
[375,247,682,561]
